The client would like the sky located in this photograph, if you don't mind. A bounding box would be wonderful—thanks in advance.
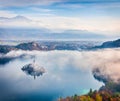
[0,0,120,37]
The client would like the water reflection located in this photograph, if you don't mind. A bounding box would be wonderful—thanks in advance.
[0,51,103,101]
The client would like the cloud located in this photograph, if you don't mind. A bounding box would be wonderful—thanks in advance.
[0,49,104,100]
[65,0,119,3]
[0,48,120,100]
[0,0,119,8]
[0,14,119,36]
[29,7,53,12]
[56,0,120,9]
[0,0,65,7]
[0,10,16,17]
[2,48,120,72]
[0,0,119,35]
[92,53,120,83]
[1,48,120,84]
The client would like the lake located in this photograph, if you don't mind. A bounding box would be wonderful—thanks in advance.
[0,50,104,101]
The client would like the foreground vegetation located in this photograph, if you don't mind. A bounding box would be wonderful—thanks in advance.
[58,89,120,101]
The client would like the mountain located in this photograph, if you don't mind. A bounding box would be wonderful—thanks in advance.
[92,67,120,93]
[0,45,16,54]
[94,39,120,49]
[0,41,55,54]
[0,38,120,54]
[0,41,98,54]
[0,15,33,29]
[11,15,30,21]
[0,27,50,40]
[0,15,106,40]
[15,42,48,50]
[0,15,30,21]
[0,17,10,20]
[0,15,118,40]
[60,30,105,39]
[0,27,106,40]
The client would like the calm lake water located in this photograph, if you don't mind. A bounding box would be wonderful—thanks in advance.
[0,50,103,101]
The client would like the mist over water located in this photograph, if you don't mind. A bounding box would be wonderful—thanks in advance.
[0,49,120,101]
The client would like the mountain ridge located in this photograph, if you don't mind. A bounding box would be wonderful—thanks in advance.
[94,39,120,49]
[0,15,30,21]
[0,39,120,54]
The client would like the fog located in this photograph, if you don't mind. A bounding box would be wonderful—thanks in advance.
[2,48,120,83]
[0,48,120,101]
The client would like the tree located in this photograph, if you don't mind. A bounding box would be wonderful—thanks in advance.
[88,88,93,97]
[95,94,102,101]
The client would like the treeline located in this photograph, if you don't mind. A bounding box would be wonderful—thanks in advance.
[58,89,120,101]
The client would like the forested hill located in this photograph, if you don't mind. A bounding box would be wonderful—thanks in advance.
[59,89,120,101]
[94,39,120,49]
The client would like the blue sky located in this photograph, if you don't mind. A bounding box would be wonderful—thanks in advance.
[0,0,120,37]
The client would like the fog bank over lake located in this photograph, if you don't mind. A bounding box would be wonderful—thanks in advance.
[0,49,120,101]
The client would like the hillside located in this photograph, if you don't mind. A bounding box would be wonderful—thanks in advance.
[59,89,120,101]
[94,39,120,49]
[0,41,96,54]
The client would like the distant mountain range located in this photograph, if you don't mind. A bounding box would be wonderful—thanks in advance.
[0,39,120,54]
[0,15,119,40]
[0,15,30,21]
[0,28,106,40]
[0,41,95,53]
[0,15,107,40]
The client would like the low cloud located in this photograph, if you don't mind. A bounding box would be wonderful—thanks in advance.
[0,48,120,100]
[0,0,63,7]
[0,0,119,7]
[2,49,120,81]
